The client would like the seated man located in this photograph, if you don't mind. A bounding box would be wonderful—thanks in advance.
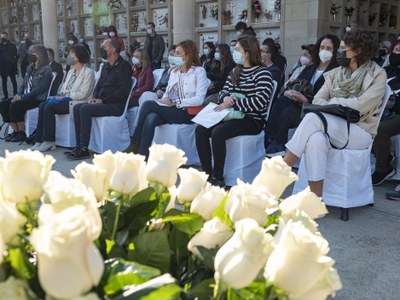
[65,38,132,160]
[47,48,63,96]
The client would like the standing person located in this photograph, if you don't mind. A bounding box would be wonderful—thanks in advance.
[283,30,386,197]
[18,33,33,79]
[124,39,210,157]
[107,25,125,52]
[129,49,154,107]
[65,39,132,160]
[32,44,95,152]
[195,35,273,187]
[144,22,165,70]
[46,48,63,96]
[0,32,18,100]
[0,45,52,142]
[64,33,78,73]
[234,21,256,37]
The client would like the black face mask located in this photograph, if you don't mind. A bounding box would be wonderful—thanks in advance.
[29,54,37,63]
[389,53,400,67]
[99,47,108,60]
[378,49,387,57]
[336,50,351,68]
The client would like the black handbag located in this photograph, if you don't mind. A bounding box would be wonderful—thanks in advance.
[301,103,361,150]
[285,78,313,99]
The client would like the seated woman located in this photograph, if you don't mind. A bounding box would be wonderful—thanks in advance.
[124,39,210,158]
[371,39,400,185]
[200,41,216,69]
[137,45,176,105]
[203,43,236,105]
[0,44,52,143]
[32,44,95,151]
[195,35,274,187]
[284,30,386,197]
[265,34,340,156]
[129,49,154,107]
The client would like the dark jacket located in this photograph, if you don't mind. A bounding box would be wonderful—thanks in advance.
[49,60,64,96]
[144,34,165,64]
[17,39,33,71]
[0,41,18,76]
[94,56,132,106]
[266,63,282,92]
[18,64,53,101]
[206,61,236,94]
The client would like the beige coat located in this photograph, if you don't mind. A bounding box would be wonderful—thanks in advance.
[313,61,387,135]
[59,65,95,102]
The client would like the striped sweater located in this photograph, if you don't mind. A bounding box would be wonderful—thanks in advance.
[218,65,273,123]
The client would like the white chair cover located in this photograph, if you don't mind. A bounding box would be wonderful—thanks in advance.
[293,84,391,209]
[127,107,139,136]
[153,68,165,90]
[224,132,265,186]
[153,123,200,166]
[88,77,136,153]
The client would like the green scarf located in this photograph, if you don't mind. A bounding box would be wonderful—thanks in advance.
[332,61,372,98]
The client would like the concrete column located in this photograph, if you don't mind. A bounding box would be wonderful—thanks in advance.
[172,0,194,43]
[282,0,328,72]
[40,0,58,60]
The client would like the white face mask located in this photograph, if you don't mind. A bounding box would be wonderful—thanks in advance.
[300,55,310,66]
[109,32,116,37]
[319,49,333,63]
[131,57,140,65]
[68,40,74,45]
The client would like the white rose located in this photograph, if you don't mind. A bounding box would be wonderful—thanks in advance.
[72,162,109,202]
[109,152,147,195]
[264,219,341,299]
[40,171,102,239]
[188,217,233,258]
[225,180,278,226]
[177,168,208,203]
[146,144,187,188]
[0,198,25,243]
[0,276,31,300]
[166,185,177,212]
[190,184,226,220]
[92,150,116,181]
[2,150,54,203]
[215,218,273,289]
[31,206,104,300]
[253,156,298,198]
[280,187,328,220]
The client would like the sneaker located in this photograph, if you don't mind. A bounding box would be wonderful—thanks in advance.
[371,169,395,185]
[266,140,286,157]
[385,190,400,201]
[66,146,91,160]
[10,131,27,143]
[4,132,16,142]
[30,142,42,151]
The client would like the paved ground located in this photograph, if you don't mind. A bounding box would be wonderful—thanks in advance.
[1,77,400,299]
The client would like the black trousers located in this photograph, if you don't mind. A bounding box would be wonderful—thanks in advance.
[1,74,18,98]
[73,102,124,147]
[35,100,70,143]
[265,95,302,144]
[373,114,400,173]
[0,97,41,123]
[195,117,261,180]
[132,101,193,158]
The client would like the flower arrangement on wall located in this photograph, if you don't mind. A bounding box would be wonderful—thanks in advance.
[0,147,342,299]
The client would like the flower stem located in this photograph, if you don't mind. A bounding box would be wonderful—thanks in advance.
[111,198,122,241]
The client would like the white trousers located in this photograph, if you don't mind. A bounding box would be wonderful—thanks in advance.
[286,113,373,181]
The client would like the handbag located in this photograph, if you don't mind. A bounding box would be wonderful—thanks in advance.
[301,103,361,150]
[285,78,313,98]
[222,92,245,121]
[177,72,203,116]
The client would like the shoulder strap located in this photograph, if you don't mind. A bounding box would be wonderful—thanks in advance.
[311,111,350,150]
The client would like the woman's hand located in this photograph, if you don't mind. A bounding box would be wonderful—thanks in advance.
[156,90,164,98]
[291,91,308,103]
[12,95,21,102]
[214,96,235,112]
[159,97,175,106]
[54,96,63,100]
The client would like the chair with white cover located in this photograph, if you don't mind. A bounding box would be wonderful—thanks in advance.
[153,123,200,166]
[25,72,57,136]
[88,77,136,153]
[293,84,391,221]
[152,68,165,90]
[223,80,278,186]
[55,101,78,148]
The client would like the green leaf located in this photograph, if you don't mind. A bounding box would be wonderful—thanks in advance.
[195,246,218,271]
[188,278,215,300]
[125,187,157,207]
[109,274,179,300]
[103,258,161,296]
[7,248,35,279]
[211,193,233,228]
[139,284,182,300]
[125,200,160,238]
[162,209,204,235]
[127,231,171,273]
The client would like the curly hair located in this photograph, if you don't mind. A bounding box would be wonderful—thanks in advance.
[343,30,378,66]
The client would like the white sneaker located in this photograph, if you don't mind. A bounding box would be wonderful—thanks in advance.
[37,141,56,152]
[30,142,42,151]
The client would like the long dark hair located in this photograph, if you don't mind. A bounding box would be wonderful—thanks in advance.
[230,35,262,84]
[212,43,234,72]
[313,34,340,66]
